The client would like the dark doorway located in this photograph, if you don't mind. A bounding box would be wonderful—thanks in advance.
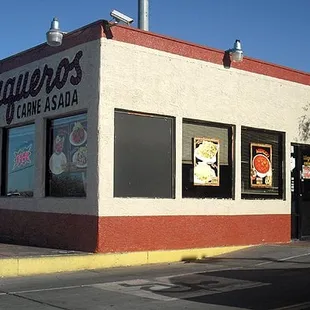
[291,143,310,239]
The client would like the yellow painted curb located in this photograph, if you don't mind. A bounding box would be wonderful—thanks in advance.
[0,245,249,278]
[0,258,18,277]
[148,246,248,264]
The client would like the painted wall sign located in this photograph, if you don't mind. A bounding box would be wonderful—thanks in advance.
[193,137,220,186]
[250,143,272,188]
[0,51,83,125]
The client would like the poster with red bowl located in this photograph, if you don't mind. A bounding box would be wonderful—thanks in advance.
[250,143,272,188]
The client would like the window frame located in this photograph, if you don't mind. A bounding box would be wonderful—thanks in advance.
[45,112,88,198]
[114,109,176,199]
[241,126,286,200]
[182,118,236,199]
[2,122,36,198]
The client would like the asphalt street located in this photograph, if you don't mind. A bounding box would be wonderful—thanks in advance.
[1,243,310,310]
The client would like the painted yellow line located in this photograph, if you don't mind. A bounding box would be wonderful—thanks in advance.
[0,245,249,278]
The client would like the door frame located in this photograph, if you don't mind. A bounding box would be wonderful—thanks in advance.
[291,143,301,240]
[291,143,310,240]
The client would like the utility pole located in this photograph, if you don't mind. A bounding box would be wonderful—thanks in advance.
[138,0,149,31]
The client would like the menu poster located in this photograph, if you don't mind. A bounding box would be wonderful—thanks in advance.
[302,155,310,179]
[49,117,87,176]
[250,143,272,188]
[193,137,220,186]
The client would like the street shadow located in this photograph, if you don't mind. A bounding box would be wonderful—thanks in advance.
[182,255,310,265]
[124,267,310,309]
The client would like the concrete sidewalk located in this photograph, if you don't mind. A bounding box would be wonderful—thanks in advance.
[2,243,310,310]
[0,243,249,278]
[0,243,85,257]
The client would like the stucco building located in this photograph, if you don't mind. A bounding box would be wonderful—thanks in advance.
[0,20,309,256]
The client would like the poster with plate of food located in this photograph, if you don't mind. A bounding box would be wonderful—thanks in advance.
[72,146,87,168]
[193,137,220,186]
[302,155,310,179]
[49,116,88,175]
[250,143,272,188]
[69,122,87,146]
[49,152,67,175]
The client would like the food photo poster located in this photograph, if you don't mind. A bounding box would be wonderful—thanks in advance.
[193,137,220,186]
[48,114,87,195]
[250,143,272,188]
[302,155,310,179]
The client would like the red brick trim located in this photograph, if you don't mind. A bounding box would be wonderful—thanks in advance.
[0,21,104,74]
[97,214,290,252]
[1,20,309,86]
[108,25,310,86]
[0,209,98,252]
[0,209,290,253]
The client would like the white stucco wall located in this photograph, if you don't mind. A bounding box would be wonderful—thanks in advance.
[0,40,101,215]
[98,38,310,217]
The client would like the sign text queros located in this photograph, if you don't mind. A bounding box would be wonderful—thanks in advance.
[0,51,83,125]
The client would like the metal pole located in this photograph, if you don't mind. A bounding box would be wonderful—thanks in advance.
[138,0,149,31]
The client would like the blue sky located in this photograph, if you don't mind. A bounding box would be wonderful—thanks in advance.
[1,0,310,72]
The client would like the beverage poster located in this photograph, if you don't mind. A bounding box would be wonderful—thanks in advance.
[250,143,272,188]
[12,140,34,173]
[193,137,220,186]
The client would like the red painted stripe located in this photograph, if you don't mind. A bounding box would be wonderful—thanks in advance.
[97,214,291,253]
[0,209,98,252]
[109,25,310,86]
[0,21,104,74]
[0,209,290,253]
[1,20,309,86]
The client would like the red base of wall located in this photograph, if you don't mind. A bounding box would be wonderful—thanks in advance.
[97,214,291,252]
[0,209,291,253]
[0,209,98,252]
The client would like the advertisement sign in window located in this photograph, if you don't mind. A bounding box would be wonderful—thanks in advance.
[302,155,310,179]
[47,114,87,197]
[6,124,35,197]
[193,137,220,186]
[250,143,272,188]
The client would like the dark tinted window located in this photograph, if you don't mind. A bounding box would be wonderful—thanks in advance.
[114,110,175,198]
